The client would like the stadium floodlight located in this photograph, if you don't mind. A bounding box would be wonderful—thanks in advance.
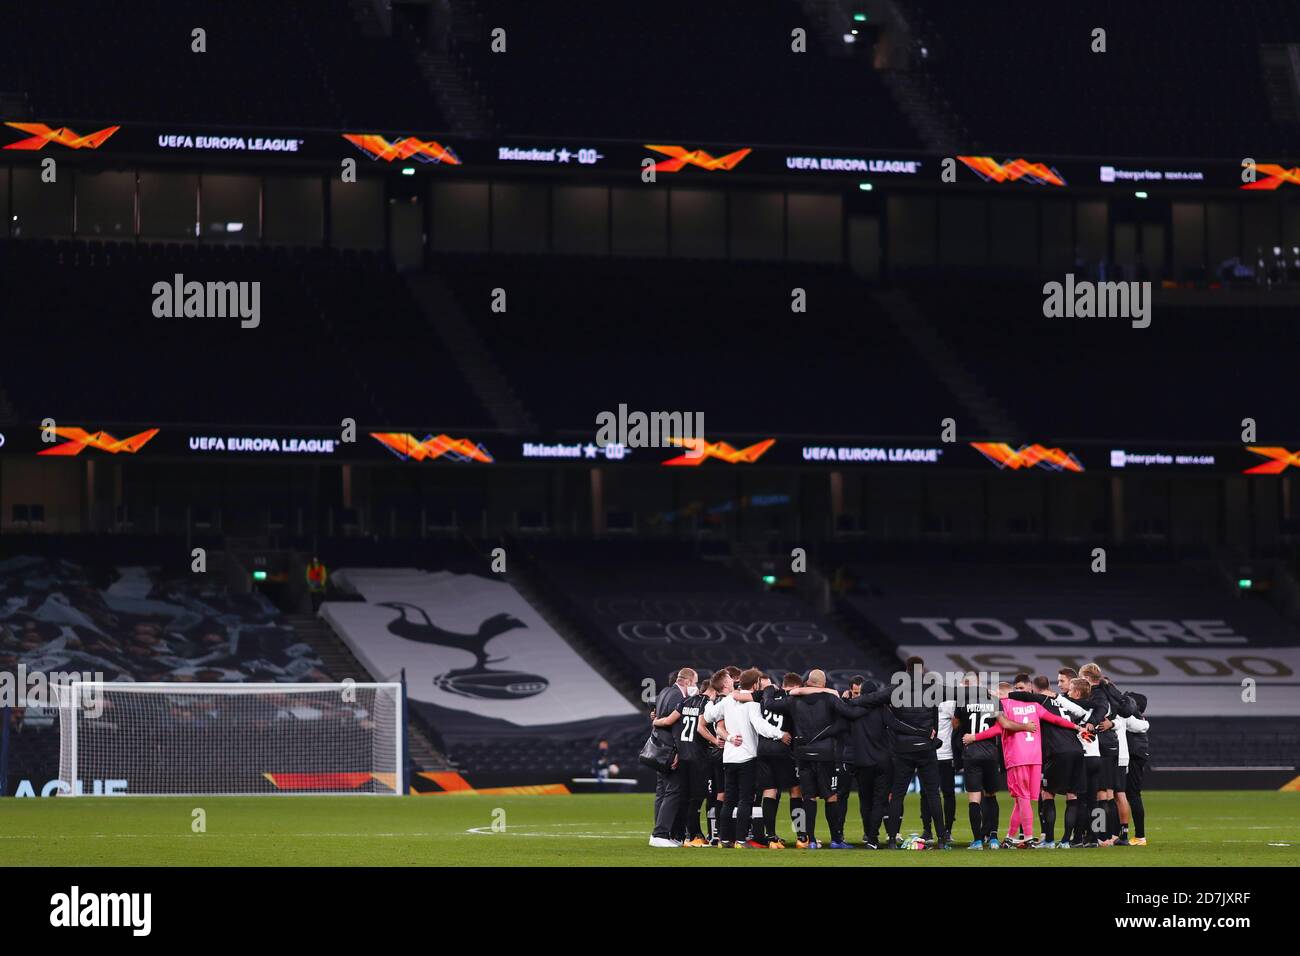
[54,682,404,796]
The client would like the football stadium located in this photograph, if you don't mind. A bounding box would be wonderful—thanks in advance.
[1,0,1298,933]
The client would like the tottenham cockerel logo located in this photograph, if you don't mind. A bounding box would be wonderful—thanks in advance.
[378,604,549,700]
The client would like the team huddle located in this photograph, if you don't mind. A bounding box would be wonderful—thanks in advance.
[647,659,1151,851]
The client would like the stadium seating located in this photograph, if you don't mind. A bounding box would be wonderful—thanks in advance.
[896,0,1297,156]
[445,725,646,787]
[461,0,921,148]
[1154,716,1300,769]
[903,280,1297,441]
[0,0,446,130]
[9,236,1292,442]
[822,542,1300,718]
[6,0,1300,800]
[0,553,340,791]
[0,239,492,428]
[436,254,956,435]
[0,554,332,684]
[514,538,894,688]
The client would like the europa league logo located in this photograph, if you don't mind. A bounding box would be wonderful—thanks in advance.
[377,603,549,700]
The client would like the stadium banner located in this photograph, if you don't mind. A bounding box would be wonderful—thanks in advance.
[321,568,638,726]
[0,425,503,464]
[898,644,1300,716]
[0,120,1274,192]
[3,423,1288,473]
[863,608,1298,646]
[577,590,879,684]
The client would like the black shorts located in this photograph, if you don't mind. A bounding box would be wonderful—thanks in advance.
[1083,754,1101,795]
[1115,764,1128,792]
[963,758,1004,794]
[707,757,725,799]
[796,760,840,799]
[1096,754,1119,792]
[756,756,797,792]
[1044,752,1082,795]
[836,763,856,797]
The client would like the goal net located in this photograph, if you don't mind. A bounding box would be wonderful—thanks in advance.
[53,682,404,796]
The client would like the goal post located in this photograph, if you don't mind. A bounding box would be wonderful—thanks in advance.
[53,682,405,796]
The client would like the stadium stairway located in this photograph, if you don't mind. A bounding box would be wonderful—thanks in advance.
[1259,44,1300,125]
[409,0,497,137]
[405,273,537,433]
[877,68,965,155]
[0,383,16,424]
[414,48,495,138]
[872,288,1019,439]
[797,0,965,153]
[285,612,456,775]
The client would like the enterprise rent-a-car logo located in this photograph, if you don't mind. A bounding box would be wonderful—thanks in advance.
[1099,165,1205,183]
[1110,449,1216,468]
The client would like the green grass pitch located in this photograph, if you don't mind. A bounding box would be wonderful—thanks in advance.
[2,791,1295,866]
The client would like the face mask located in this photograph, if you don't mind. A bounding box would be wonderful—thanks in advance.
[686,685,698,697]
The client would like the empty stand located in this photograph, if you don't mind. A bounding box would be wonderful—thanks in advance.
[0,239,491,428]
[1,0,446,130]
[517,538,890,687]
[904,280,1297,442]
[461,0,920,148]
[897,0,1300,157]
[824,543,1300,718]
[436,254,957,435]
